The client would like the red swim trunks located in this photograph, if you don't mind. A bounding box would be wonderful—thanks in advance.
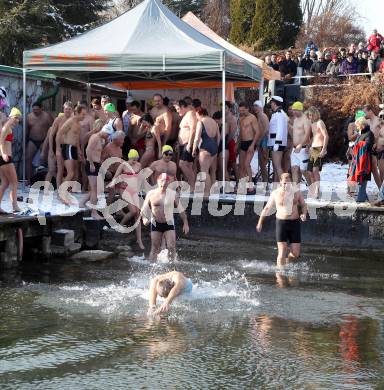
[228,139,237,163]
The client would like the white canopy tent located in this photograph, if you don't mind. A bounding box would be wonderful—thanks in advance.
[22,0,264,191]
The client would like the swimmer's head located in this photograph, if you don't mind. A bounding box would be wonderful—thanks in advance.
[157,173,171,190]
[280,173,292,189]
[128,149,139,161]
[162,145,173,159]
[157,279,175,298]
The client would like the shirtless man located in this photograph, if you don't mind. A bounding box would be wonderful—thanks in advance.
[306,106,329,199]
[150,94,172,156]
[148,271,193,315]
[149,145,177,184]
[79,129,110,219]
[256,173,307,267]
[239,102,260,193]
[90,98,107,123]
[141,173,189,261]
[56,104,87,203]
[290,101,312,185]
[174,99,197,189]
[128,106,145,156]
[364,104,381,188]
[26,102,53,183]
[101,130,125,204]
[46,102,73,188]
[253,101,270,183]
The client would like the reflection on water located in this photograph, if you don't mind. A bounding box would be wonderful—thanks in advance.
[0,239,384,389]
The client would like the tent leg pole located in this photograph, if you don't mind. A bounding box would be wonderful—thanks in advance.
[222,69,226,194]
[22,68,27,192]
[259,77,264,104]
[86,83,91,104]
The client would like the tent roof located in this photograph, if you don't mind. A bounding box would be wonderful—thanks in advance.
[23,0,261,83]
[182,12,280,81]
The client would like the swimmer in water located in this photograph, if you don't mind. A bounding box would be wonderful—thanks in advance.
[147,271,193,315]
[256,172,307,267]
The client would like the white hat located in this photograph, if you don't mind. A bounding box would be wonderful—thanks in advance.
[271,95,283,103]
[126,95,134,103]
[253,100,263,108]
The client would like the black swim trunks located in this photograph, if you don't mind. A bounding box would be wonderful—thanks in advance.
[85,161,101,176]
[30,139,43,150]
[240,140,253,152]
[0,155,12,166]
[276,218,301,243]
[373,150,384,160]
[151,221,175,233]
[61,144,78,161]
[179,144,194,163]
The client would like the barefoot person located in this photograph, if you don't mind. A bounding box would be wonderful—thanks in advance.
[238,102,260,193]
[56,104,87,203]
[174,100,197,189]
[46,102,73,188]
[79,129,110,219]
[149,145,177,184]
[141,173,189,261]
[150,94,173,155]
[193,108,220,194]
[256,173,307,267]
[291,101,312,185]
[138,113,156,168]
[0,108,22,213]
[268,96,288,183]
[147,271,193,315]
[26,102,53,183]
[306,106,329,198]
[108,149,144,249]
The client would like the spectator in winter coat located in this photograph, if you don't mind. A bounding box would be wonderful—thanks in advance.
[270,54,280,71]
[279,50,297,82]
[326,54,341,76]
[367,29,384,53]
[340,53,359,75]
[368,50,382,74]
[310,52,328,74]
[299,54,313,73]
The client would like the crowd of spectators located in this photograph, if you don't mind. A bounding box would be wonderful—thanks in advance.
[264,29,384,81]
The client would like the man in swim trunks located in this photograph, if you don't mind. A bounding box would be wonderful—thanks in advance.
[268,96,288,183]
[150,94,173,156]
[174,99,197,189]
[26,101,53,183]
[56,103,87,204]
[147,271,193,315]
[256,172,307,267]
[253,100,270,183]
[141,173,189,261]
[101,130,125,204]
[46,101,73,188]
[79,129,110,219]
[291,101,312,185]
[239,102,260,193]
[149,145,177,184]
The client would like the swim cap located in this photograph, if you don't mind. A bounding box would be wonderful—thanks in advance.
[128,149,139,159]
[292,101,304,111]
[58,112,64,117]
[9,107,22,117]
[355,110,365,121]
[104,103,116,113]
[162,145,173,154]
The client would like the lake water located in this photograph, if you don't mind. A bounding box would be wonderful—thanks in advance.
[1,238,383,389]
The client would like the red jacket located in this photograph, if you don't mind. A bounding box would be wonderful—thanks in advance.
[367,33,384,52]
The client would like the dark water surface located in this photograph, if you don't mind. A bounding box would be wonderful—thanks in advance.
[0,237,383,389]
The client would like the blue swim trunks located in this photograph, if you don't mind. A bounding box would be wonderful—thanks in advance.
[259,135,268,149]
[183,278,193,294]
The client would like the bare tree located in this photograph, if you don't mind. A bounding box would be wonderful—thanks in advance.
[102,0,142,21]
[201,0,230,38]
